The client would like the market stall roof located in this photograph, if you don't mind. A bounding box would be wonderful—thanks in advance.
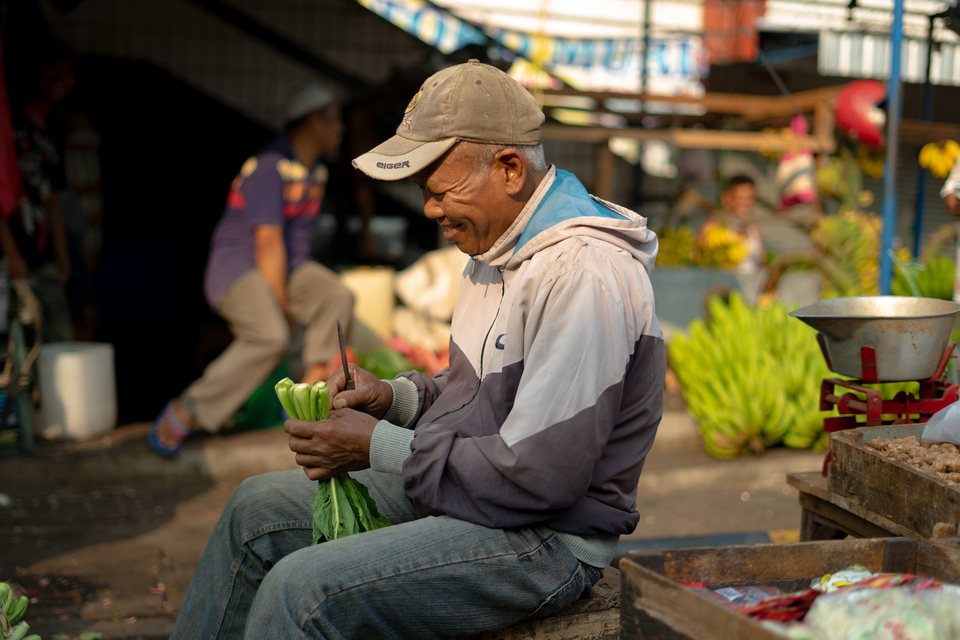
[430,0,702,39]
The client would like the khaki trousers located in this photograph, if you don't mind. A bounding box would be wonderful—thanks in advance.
[184,261,354,432]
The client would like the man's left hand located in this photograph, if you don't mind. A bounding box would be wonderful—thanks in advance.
[285,409,379,481]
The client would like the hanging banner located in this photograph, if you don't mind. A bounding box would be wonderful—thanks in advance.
[356,0,487,53]
[357,0,706,95]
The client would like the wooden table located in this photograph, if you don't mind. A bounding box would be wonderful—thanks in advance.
[787,471,905,542]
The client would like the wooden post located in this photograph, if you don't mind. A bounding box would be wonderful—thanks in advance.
[595,141,615,201]
[812,102,836,217]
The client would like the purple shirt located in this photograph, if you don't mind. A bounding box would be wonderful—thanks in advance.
[203,135,327,310]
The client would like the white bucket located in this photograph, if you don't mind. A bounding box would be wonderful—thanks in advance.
[340,267,395,353]
[38,341,117,440]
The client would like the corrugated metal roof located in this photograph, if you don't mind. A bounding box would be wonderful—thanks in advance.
[819,30,960,85]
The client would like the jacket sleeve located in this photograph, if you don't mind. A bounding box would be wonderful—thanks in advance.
[390,367,450,426]
[403,258,647,528]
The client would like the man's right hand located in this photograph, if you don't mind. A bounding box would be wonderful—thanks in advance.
[328,364,394,420]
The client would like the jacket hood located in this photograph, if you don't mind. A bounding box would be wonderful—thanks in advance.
[474,167,659,272]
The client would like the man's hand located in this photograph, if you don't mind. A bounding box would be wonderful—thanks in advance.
[285,409,378,481]
[946,193,960,218]
[328,364,395,419]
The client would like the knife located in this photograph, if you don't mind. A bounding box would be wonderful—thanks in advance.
[337,320,355,390]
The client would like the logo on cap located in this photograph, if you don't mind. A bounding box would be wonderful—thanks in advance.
[376,161,411,170]
[401,90,422,130]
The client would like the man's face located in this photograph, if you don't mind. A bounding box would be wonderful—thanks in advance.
[722,183,756,217]
[411,146,516,256]
[310,104,344,156]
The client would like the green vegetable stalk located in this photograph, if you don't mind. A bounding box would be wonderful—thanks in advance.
[0,581,40,640]
[275,377,391,544]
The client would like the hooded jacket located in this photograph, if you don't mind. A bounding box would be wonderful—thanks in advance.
[370,166,665,567]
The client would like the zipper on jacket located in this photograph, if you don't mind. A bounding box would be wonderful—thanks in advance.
[430,273,505,421]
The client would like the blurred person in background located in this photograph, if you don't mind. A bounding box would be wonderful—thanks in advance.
[1,38,76,344]
[149,83,354,458]
[697,174,766,273]
[940,158,960,303]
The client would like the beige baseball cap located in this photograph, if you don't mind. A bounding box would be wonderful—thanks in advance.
[353,60,544,181]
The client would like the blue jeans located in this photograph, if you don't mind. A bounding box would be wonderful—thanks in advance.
[170,469,602,639]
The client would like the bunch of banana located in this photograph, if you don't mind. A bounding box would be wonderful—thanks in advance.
[919,139,960,179]
[857,145,885,179]
[653,225,698,267]
[697,223,752,268]
[668,292,834,458]
[0,582,39,640]
[811,210,882,297]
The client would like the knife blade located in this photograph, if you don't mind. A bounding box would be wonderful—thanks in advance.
[337,320,355,390]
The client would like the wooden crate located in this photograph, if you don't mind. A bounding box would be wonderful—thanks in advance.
[828,423,960,540]
[620,537,960,640]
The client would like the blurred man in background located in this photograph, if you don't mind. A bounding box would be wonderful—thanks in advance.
[149,83,354,457]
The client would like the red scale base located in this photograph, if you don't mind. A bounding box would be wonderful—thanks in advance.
[817,341,959,475]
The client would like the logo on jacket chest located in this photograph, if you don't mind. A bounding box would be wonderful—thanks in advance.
[495,334,506,350]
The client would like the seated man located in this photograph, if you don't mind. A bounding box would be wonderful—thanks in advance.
[169,60,665,639]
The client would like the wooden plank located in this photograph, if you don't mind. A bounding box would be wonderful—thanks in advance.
[594,143,615,201]
[899,120,960,146]
[541,124,835,153]
[800,505,853,542]
[798,491,896,540]
[627,540,888,586]
[787,470,829,499]
[829,425,960,540]
[541,86,846,119]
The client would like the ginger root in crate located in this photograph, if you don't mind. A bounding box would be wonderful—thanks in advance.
[866,436,960,487]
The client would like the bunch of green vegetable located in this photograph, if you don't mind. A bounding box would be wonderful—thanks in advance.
[0,582,39,640]
[275,378,391,544]
[891,254,956,301]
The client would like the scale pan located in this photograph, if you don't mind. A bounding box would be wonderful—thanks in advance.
[790,296,960,382]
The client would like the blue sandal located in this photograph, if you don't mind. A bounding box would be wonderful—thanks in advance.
[148,400,191,458]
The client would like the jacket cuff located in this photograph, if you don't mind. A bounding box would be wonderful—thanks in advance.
[369,420,415,476]
[382,377,419,428]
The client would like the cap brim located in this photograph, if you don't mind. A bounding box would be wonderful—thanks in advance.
[352,135,458,180]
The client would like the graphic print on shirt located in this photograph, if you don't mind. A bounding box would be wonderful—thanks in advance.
[223,156,326,220]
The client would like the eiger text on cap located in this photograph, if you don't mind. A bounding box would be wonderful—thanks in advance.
[352,60,545,181]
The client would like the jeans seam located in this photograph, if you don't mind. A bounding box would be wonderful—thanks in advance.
[524,562,584,620]
[241,519,312,544]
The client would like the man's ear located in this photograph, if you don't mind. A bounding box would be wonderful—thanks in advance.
[494,148,525,196]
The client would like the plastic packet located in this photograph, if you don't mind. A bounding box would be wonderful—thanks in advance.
[921,402,960,446]
[812,565,878,593]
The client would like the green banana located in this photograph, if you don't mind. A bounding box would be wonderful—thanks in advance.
[670,291,836,458]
